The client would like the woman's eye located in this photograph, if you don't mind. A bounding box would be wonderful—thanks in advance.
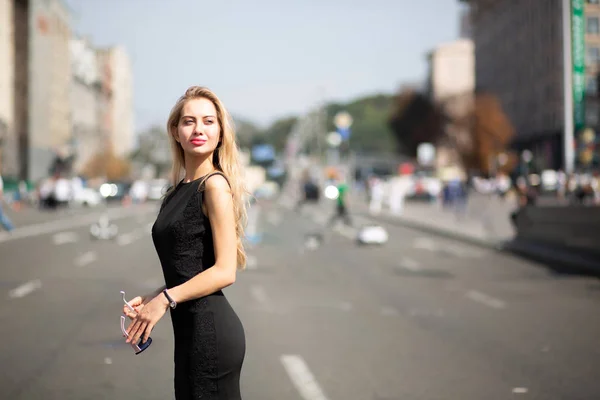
[205,120,214,125]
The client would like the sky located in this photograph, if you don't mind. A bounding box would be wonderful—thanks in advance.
[65,0,463,132]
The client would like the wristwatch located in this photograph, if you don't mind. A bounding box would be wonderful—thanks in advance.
[162,289,177,309]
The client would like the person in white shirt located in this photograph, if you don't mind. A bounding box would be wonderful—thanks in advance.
[0,174,15,231]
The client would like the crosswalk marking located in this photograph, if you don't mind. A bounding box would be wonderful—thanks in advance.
[52,231,78,245]
[75,251,97,267]
[466,290,506,310]
[281,355,330,400]
[8,279,42,299]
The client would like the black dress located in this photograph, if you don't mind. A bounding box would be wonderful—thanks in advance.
[152,174,246,399]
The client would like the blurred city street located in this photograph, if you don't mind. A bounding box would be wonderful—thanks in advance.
[1,198,599,400]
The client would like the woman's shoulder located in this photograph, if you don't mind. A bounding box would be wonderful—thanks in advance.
[202,172,231,192]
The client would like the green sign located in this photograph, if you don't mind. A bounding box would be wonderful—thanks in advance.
[571,0,586,130]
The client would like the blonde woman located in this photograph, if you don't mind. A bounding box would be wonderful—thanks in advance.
[123,86,247,399]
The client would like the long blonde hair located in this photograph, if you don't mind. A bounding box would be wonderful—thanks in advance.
[166,86,248,269]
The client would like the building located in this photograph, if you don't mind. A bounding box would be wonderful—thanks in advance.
[0,0,15,177]
[585,1,600,128]
[463,0,600,170]
[459,5,473,39]
[427,39,475,102]
[426,38,475,173]
[70,36,104,175]
[29,0,72,181]
[97,46,135,158]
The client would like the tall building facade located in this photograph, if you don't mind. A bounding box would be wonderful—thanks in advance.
[0,0,30,181]
[426,38,475,172]
[463,0,600,170]
[70,36,104,174]
[0,0,15,176]
[464,0,565,170]
[97,46,134,158]
[28,0,72,181]
[585,0,600,130]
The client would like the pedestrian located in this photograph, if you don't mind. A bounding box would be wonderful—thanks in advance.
[368,176,384,215]
[123,86,247,399]
[328,174,352,226]
[0,173,15,232]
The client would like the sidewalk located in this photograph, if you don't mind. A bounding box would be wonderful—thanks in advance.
[352,194,517,248]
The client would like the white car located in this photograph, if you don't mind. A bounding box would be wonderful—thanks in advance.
[72,187,103,207]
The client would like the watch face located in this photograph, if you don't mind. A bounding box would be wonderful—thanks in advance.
[170,301,176,309]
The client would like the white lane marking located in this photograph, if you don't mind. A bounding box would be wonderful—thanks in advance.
[398,257,421,271]
[409,308,445,317]
[281,355,330,400]
[0,207,153,243]
[246,255,258,270]
[512,387,528,394]
[381,306,399,316]
[413,237,437,251]
[52,231,78,245]
[9,279,42,299]
[104,357,113,365]
[117,233,134,246]
[75,251,97,267]
[466,290,506,309]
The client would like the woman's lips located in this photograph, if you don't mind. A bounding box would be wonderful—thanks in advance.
[190,139,206,146]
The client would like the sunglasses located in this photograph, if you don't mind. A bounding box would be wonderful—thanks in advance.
[120,290,153,355]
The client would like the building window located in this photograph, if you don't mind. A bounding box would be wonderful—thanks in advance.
[587,46,600,65]
[587,16,600,34]
[588,0,600,4]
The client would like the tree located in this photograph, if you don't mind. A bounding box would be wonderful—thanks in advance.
[447,92,515,174]
[326,94,397,155]
[261,116,297,153]
[233,117,262,149]
[81,150,131,180]
[130,125,171,178]
[388,89,445,156]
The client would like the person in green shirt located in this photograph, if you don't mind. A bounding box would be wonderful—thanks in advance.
[328,177,352,227]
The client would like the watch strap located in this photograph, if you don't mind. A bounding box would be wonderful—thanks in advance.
[162,289,177,309]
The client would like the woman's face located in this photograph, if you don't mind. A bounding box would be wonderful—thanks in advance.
[174,97,221,159]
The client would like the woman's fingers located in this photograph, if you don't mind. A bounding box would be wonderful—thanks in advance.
[141,324,153,344]
[129,320,148,344]
[129,296,144,307]
[126,319,142,343]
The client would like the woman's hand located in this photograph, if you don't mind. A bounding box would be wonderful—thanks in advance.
[125,293,169,344]
[122,296,145,320]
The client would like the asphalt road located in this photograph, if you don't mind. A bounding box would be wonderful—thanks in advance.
[0,198,599,400]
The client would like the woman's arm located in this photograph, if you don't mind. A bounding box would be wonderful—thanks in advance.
[168,174,238,303]
[125,175,238,345]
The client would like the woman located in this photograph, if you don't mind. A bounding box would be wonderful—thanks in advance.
[123,86,247,399]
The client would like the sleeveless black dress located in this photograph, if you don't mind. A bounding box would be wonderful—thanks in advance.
[151,174,246,399]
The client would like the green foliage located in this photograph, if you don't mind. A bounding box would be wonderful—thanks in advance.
[233,117,262,149]
[131,125,171,177]
[260,116,298,153]
[326,94,396,154]
[251,94,396,155]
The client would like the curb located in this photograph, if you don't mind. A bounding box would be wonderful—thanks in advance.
[360,211,506,250]
[362,210,600,275]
